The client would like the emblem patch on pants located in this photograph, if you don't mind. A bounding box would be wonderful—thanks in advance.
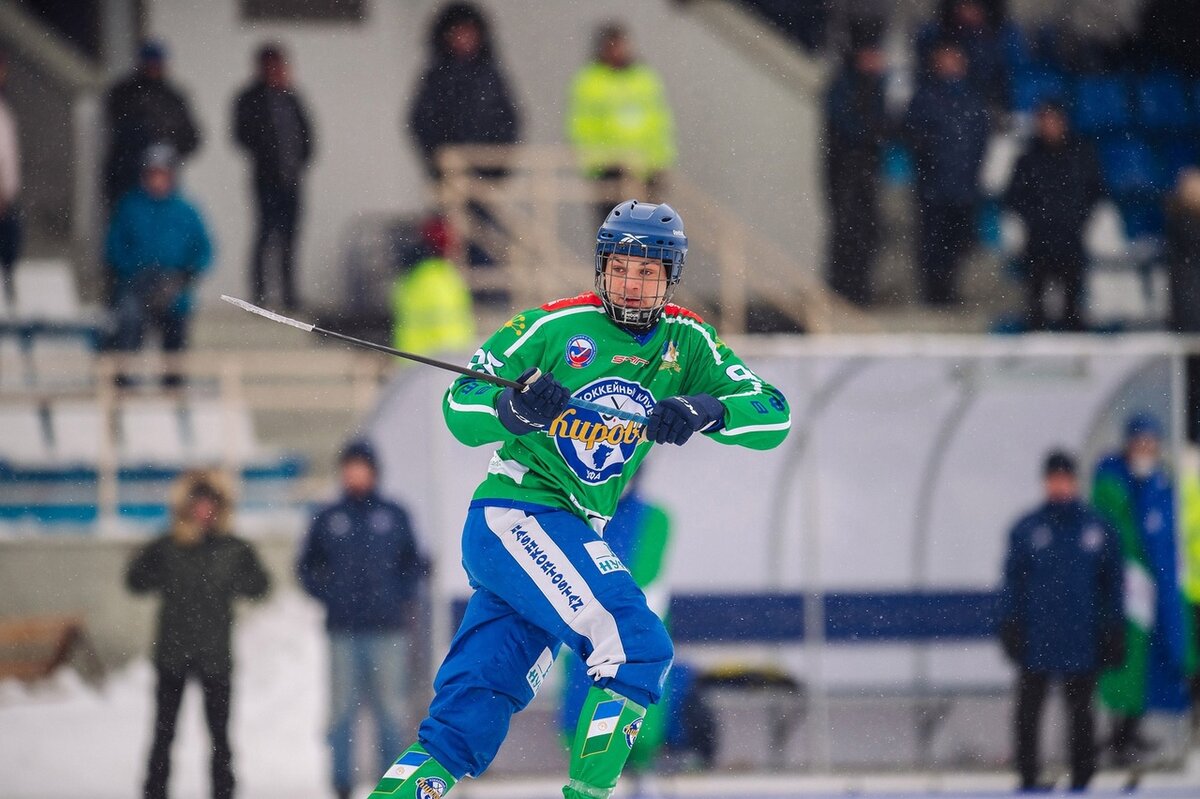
[416,776,448,799]
[582,698,626,757]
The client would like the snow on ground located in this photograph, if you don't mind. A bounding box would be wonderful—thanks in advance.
[1,591,1197,799]
[0,591,329,799]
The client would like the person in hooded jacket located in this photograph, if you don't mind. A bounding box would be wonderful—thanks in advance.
[407,2,520,182]
[297,440,428,799]
[1093,413,1195,763]
[127,470,270,799]
[999,450,1124,791]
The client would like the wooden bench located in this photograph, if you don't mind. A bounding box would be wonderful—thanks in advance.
[0,614,104,684]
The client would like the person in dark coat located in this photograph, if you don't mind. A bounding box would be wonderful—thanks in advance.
[916,0,1026,113]
[822,19,889,307]
[233,43,315,311]
[407,2,520,181]
[998,450,1124,792]
[1166,169,1200,442]
[1004,101,1103,331]
[103,40,201,208]
[127,470,270,799]
[297,440,427,799]
[904,39,990,305]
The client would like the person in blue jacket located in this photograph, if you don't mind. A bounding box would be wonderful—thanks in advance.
[999,450,1124,791]
[297,440,428,799]
[105,142,212,386]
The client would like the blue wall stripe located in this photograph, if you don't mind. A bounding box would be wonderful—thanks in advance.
[451,591,1001,643]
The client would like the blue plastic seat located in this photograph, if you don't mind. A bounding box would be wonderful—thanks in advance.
[1134,73,1191,132]
[1011,67,1067,113]
[1099,139,1166,196]
[1073,75,1131,136]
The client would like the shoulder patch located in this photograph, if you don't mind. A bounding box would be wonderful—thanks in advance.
[663,303,704,324]
[542,292,603,312]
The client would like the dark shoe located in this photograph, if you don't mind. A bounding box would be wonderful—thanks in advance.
[336,787,351,799]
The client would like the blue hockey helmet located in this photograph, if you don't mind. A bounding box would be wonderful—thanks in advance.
[594,199,688,330]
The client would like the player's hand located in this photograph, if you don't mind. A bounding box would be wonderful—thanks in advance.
[497,368,571,435]
[645,394,725,445]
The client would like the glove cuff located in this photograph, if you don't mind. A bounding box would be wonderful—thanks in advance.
[690,394,726,431]
[497,389,546,435]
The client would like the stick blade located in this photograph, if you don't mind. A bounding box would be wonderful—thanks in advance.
[220,295,315,332]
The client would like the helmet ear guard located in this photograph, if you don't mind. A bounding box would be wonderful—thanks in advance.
[594,200,688,331]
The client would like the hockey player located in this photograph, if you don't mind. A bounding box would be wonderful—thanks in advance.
[366,200,791,799]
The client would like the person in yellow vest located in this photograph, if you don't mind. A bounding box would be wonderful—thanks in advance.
[1181,446,1200,730]
[567,22,676,224]
[392,216,476,356]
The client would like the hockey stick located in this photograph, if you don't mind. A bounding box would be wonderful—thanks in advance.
[220,295,650,425]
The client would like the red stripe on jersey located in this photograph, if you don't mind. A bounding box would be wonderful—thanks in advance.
[541,292,603,312]
[663,303,704,324]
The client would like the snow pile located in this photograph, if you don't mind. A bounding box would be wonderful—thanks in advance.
[0,591,329,799]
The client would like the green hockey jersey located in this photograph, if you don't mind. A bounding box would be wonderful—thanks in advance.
[442,292,790,530]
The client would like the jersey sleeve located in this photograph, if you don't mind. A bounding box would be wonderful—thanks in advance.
[679,320,791,450]
[442,310,546,447]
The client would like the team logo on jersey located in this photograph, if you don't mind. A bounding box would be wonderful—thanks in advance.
[416,777,448,799]
[549,377,654,485]
[623,717,643,748]
[659,341,681,372]
[565,335,597,368]
[611,354,650,366]
[503,314,527,335]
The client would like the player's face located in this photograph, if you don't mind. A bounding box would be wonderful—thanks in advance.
[604,255,667,310]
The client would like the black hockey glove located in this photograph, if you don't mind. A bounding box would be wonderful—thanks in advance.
[497,367,571,435]
[645,394,725,446]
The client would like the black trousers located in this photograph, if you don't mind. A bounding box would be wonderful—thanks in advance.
[144,667,234,799]
[826,166,881,306]
[1014,670,1097,790]
[916,201,975,305]
[0,207,20,302]
[252,184,300,309]
[1025,247,1086,332]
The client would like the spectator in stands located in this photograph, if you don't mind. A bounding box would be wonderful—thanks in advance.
[903,40,989,305]
[999,450,1124,791]
[297,440,427,799]
[916,0,1025,112]
[1179,446,1200,730]
[103,40,201,208]
[1093,413,1194,763]
[0,51,20,304]
[408,2,520,181]
[127,470,270,799]
[391,216,475,356]
[1166,169,1200,440]
[233,43,314,312]
[1004,100,1103,331]
[568,22,676,224]
[106,144,212,387]
[822,18,889,307]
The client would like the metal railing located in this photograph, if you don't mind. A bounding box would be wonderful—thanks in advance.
[436,144,874,334]
[3,349,394,529]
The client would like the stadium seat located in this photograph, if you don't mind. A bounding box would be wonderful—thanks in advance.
[1099,139,1166,196]
[1134,73,1191,132]
[1160,139,1199,186]
[12,260,81,323]
[29,334,94,389]
[119,399,185,465]
[1011,68,1067,113]
[1072,75,1131,136]
[49,401,106,465]
[0,334,25,391]
[0,403,50,465]
[187,399,259,465]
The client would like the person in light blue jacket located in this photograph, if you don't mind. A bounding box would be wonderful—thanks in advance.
[105,143,212,386]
